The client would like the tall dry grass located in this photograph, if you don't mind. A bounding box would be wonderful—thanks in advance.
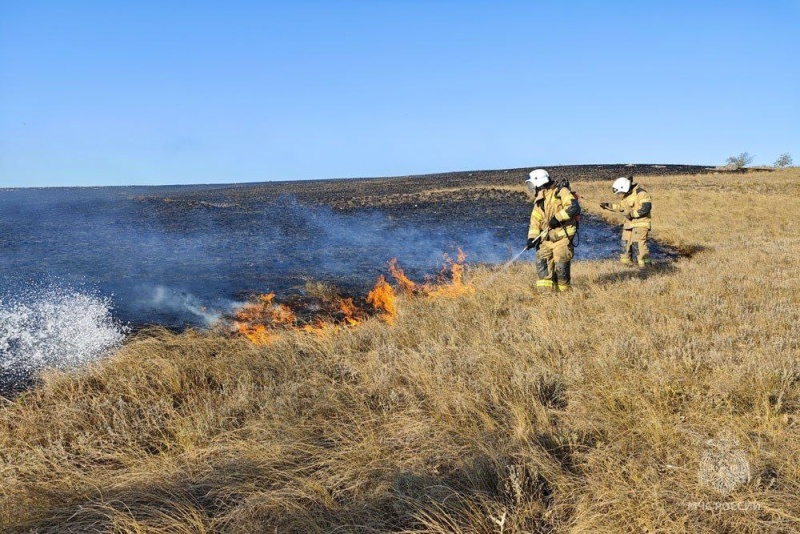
[1,170,799,533]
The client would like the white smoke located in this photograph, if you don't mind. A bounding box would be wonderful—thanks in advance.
[137,285,236,325]
[0,288,128,393]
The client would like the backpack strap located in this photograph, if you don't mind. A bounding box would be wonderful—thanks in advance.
[553,178,573,199]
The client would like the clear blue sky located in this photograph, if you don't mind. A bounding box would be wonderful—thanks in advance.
[1,1,798,187]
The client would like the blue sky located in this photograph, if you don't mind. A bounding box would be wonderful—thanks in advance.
[1,1,798,187]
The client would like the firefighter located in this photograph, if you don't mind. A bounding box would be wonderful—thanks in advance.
[600,176,652,267]
[525,169,581,291]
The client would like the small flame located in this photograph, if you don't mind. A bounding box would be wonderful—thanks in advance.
[426,251,473,297]
[389,258,417,295]
[237,324,279,345]
[338,297,361,326]
[388,248,473,298]
[233,286,384,345]
[232,293,299,344]
[366,276,397,322]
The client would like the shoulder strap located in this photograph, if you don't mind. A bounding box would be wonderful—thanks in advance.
[554,178,572,199]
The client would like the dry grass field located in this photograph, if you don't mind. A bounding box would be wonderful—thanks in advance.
[1,169,799,532]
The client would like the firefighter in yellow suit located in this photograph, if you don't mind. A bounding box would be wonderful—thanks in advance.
[525,169,581,291]
[600,176,652,267]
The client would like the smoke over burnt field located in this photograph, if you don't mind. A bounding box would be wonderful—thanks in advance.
[3,164,696,331]
[1,165,691,393]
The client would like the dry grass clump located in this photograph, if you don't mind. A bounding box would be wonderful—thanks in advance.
[2,169,800,532]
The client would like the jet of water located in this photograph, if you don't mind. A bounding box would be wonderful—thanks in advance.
[502,246,530,269]
[477,246,530,287]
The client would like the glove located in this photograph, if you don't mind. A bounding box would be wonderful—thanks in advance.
[526,237,540,250]
[548,216,560,228]
[599,202,610,210]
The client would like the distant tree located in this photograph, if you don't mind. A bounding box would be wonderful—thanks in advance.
[725,152,754,169]
[774,153,793,168]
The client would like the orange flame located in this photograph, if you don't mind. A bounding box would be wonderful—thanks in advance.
[388,249,473,298]
[232,292,299,344]
[366,275,397,322]
[238,324,279,345]
[389,258,417,294]
[231,249,470,345]
[425,259,473,297]
[233,285,386,345]
[338,297,361,326]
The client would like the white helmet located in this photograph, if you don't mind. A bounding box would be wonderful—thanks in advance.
[612,176,632,194]
[525,169,550,192]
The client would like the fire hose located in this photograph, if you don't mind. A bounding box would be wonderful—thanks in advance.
[478,227,549,286]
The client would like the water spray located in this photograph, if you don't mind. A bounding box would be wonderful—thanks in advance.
[477,245,530,287]
[0,287,128,396]
[477,228,549,287]
[501,246,530,270]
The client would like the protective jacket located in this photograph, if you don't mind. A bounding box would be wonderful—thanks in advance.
[611,185,651,230]
[528,186,581,241]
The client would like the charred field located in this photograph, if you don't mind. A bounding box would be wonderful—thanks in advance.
[143,163,712,214]
[2,166,799,533]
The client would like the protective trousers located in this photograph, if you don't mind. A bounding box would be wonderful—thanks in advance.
[535,238,574,291]
[621,226,650,266]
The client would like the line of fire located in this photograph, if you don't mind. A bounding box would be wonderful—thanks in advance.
[232,250,472,345]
